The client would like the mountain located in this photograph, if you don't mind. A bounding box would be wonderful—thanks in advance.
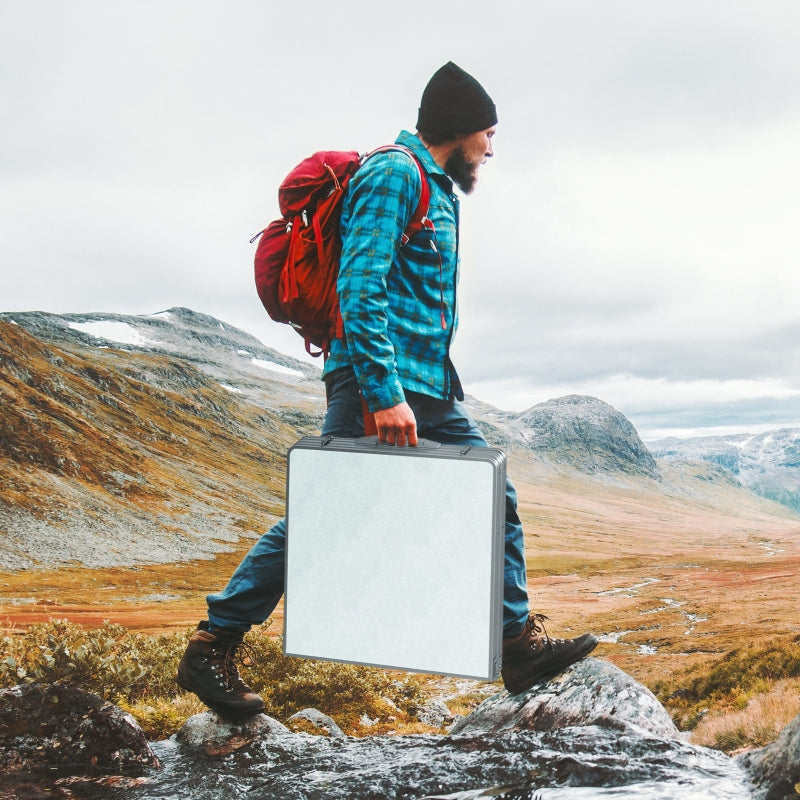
[649,430,800,512]
[467,394,659,478]
[0,308,324,570]
[0,307,793,571]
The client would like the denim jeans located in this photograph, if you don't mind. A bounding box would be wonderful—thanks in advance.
[207,367,531,637]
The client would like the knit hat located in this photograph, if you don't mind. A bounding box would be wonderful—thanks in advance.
[416,61,498,135]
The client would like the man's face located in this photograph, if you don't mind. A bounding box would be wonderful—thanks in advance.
[445,125,496,194]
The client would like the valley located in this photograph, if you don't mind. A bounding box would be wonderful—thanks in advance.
[1,307,799,750]
[2,446,798,692]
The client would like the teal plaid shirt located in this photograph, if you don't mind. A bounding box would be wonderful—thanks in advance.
[322,130,463,412]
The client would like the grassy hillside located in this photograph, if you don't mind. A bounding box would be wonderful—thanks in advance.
[0,319,300,569]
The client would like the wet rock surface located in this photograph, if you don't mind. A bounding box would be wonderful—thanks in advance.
[450,659,679,740]
[736,711,800,800]
[175,711,290,756]
[94,660,753,799]
[0,683,159,796]
[4,664,799,799]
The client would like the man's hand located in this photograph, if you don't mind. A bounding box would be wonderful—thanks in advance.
[373,402,418,447]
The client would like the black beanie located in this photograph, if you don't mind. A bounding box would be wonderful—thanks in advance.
[416,61,498,135]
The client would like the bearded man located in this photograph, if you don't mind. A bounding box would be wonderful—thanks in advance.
[177,61,598,717]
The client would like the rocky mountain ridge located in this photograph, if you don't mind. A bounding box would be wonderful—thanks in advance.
[0,310,315,570]
[468,393,659,478]
[649,429,800,512]
[1,307,797,571]
[1,307,661,476]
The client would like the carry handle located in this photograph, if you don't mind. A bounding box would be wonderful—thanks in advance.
[354,435,441,449]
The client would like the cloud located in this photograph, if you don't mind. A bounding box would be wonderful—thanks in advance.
[2,0,799,439]
[453,112,800,414]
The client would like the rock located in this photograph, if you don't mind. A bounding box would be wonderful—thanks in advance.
[415,698,456,729]
[287,708,347,739]
[0,683,159,777]
[175,710,290,756]
[450,658,680,740]
[140,661,749,799]
[736,711,800,800]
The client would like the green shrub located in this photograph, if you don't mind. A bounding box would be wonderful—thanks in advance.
[1,619,148,701]
[712,725,748,752]
[238,628,428,730]
[1,620,431,738]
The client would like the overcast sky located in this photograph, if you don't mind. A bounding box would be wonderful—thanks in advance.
[2,1,799,440]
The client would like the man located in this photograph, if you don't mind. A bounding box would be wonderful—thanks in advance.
[177,62,598,717]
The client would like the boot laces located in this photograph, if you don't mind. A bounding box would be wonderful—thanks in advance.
[528,613,573,650]
[209,640,255,692]
[529,613,552,644]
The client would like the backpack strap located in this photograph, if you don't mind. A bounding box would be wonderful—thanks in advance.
[350,144,440,417]
[361,145,435,246]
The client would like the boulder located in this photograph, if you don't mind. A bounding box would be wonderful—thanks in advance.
[287,708,347,739]
[175,710,290,756]
[737,711,800,800]
[451,658,680,740]
[415,698,457,729]
[0,683,158,776]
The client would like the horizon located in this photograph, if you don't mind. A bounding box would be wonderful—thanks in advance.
[3,304,797,444]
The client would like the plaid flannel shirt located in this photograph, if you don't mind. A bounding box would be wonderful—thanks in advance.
[322,130,463,412]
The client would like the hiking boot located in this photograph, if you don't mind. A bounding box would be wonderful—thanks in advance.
[176,621,265,718]
[501,613,598,695]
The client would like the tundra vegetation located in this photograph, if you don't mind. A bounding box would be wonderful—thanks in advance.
[0,619,432,740]
[3,617,800,752]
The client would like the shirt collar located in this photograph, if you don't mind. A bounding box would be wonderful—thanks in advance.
[395,130,452,187]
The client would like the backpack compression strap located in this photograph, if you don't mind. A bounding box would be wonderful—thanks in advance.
[361,145,434,245]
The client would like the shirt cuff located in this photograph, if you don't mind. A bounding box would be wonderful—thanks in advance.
[362,372,406,413]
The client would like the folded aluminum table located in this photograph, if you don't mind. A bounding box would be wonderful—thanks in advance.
[284,435,506,680]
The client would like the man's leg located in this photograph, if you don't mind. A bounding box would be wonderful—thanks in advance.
[407,392,598,693]
[177,367,364,715]
[406,391,529,634]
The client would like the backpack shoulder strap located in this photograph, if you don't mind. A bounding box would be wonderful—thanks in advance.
[360,144,435,245]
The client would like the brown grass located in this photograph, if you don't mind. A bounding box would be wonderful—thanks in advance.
[691,679,800,751]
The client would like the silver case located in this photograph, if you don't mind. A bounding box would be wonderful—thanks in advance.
[284,435,506,680]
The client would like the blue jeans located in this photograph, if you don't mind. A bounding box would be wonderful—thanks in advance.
[207,367,531,637]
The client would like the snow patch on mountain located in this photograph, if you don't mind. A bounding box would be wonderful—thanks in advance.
[68,320,159,348]
[649,429,800,512]
[250,357,304,378]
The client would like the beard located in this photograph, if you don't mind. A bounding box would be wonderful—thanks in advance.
[444,145,478,195]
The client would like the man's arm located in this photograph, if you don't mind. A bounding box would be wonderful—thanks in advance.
[338,152,422,445]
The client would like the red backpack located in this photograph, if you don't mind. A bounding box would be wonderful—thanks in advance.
[252,145,433,357]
